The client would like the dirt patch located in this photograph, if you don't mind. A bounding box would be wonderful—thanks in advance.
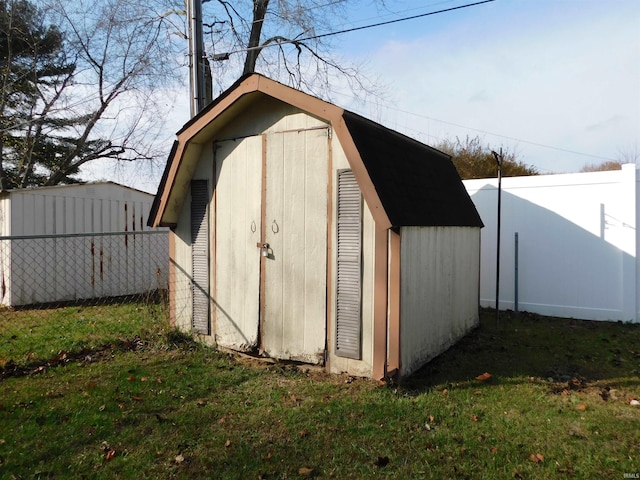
[0,336,145,380]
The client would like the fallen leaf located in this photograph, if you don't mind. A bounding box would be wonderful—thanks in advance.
[127,375,136,382]
[131,395,143,402]
[298,466,315,476]
[428,415,435,422]
[374,456,389,468]
[218,417,226,424]
[576,404,587,411]
[442,389,448,396]
[476,372,492,382]
[196,399,207,407]
[98,404,106,411]
[224,439,231,448]
[103,449,116,462]
[491,447,498,453]
[174,454,184,464]
[140,377,148,382]
[529,453,544,463]
[513,468,524,479]
[471,414,479,422]
[299,429,309,438]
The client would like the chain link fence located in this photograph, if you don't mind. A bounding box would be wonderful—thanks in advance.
[0,231,169,320]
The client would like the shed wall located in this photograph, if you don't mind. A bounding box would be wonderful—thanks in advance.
[170,149,214,338]
[169,101,379,375]
[327,136,377,377]
[400,226,480,377]
[170,101,330,340]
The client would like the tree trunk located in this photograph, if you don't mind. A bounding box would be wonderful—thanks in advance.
[242,0,269,75]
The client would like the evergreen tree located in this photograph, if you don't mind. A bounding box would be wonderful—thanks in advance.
[0,0,79,188]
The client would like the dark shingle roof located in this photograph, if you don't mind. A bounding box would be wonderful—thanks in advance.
[343,111,483,228]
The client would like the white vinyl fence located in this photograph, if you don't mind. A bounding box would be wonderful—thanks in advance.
[464,163,638,323]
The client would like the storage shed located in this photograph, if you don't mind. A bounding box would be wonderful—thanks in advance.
[0,182,168,306]
[149,74,483,379]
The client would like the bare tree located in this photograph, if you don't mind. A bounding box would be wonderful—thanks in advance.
[0,0,185,188]
[201,0,385,100]
[580,160,623,172]
[2,0,394,189]
[437,136,538,180]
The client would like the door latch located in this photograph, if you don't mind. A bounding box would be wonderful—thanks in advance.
[257,242,270,257]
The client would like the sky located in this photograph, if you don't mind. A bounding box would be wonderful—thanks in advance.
[87,0,640,192]
[334,0,640,175]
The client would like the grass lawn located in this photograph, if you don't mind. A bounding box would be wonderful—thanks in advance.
[1,305,639,479]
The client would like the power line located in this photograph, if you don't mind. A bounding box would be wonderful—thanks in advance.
[221,0,496,56]
[389,106,618,161]
[328,89,618,163]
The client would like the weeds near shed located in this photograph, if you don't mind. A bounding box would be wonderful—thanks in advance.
[0,307,638,479]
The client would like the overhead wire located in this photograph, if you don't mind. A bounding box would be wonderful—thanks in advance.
[219,0,496,55]
[4,0,620,165]
[381,104,618,162]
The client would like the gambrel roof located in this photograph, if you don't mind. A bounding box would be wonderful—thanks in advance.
[148,73,483,229]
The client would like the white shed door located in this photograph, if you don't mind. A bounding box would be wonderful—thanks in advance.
[213,129,329,362]
[262,129,329,364]
[214,136,263,351]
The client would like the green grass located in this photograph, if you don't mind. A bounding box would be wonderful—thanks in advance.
[1,307,639,479]
[0,301,167,368]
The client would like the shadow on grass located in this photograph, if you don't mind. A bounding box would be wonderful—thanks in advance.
[404,308,640,392]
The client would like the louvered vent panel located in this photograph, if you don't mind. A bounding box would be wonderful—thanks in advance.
[335,170,362,359]
[191,180,210,335]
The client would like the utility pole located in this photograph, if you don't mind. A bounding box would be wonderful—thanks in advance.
[187,0,210,117]
[492,148,503,327]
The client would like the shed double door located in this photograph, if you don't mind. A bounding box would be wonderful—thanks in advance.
[214,128,329,363]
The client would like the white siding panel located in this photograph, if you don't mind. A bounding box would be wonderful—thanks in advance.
[400,227,480,377]
[327,138,375,377]
[172,213,194,332]
[0,195,10,304]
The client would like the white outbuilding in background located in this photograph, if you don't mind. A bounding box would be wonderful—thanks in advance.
[0,182,168,307]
